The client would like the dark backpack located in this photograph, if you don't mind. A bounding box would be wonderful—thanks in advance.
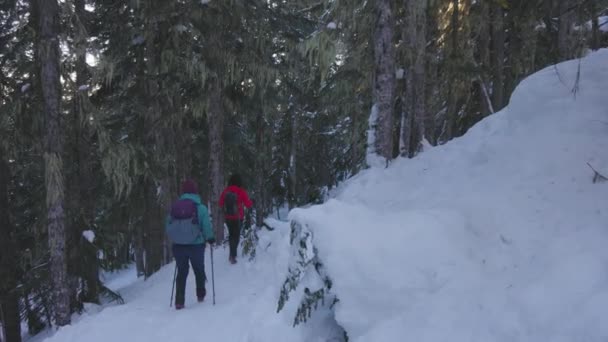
[224,191,238,217]
[165,199,201,244]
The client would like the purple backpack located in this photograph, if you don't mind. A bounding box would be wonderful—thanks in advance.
[165,199,201,244]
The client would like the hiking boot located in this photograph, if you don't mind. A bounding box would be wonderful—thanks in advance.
[197,288,206,302]
[175,304,185,310]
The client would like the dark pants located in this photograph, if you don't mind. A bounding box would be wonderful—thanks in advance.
[226,219,242,258]
[172,244,206,306]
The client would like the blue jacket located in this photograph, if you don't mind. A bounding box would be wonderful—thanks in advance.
[166,193,215,245]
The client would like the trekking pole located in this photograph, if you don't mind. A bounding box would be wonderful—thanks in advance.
[210,244,216,305]
[170,263,177,307]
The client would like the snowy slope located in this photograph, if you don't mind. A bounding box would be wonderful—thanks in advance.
[36,219,344,342]
[290,49,608,341]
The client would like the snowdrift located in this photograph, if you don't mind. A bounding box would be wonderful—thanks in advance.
[289,49,608,341]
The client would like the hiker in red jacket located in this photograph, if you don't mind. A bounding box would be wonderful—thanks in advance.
[218,174,252,264]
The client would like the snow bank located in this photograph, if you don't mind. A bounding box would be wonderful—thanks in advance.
[289,49,608,342]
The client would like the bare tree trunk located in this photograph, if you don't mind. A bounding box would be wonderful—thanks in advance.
[477,0,492,116]
[425,0,439,145]
[69,0,99,304]
[288,105,297,209]
[491,2,505,110]
[400,0,427,157]
[140,5,166,276]
[0,149,21,342]
[134,217,145,277]
[143,183,162,278]
[543,0,559,61]
[504,3,539,98]
[558,0,575,60]
[254,112,265,227]
[207,79,225,243]
[36,0,70,326]
[413,0,427,152]
[133,188,145,277]
[590,0,600,50]
[400,0,415,156]
[443,0,460,142]
[369,0,395,164]
[0,295,20,342]
[557,0,576,61]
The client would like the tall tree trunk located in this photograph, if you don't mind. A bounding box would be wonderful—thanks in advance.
[141,5,165,276]
[254,112,265,227]
[134,215,145,277]
[543,0,558,61]
[369,0,395,164]
[425,0,439,145]
[400,0,415,156]
[401,0,427,157]
[443,0,460,142]
[143,183,162,278]
[207,79,225,243]
[0,149,21,342]
[477,0,492,116]
[504,3,538,98]
[503,9,516,104]
[558,0,575,60]
[288,105,297,209]
[0,295,21,342]
[36,0,70,326]
[413,0,427,153]
[69,0,98,304]
[491,2,505,110]
[590,0,600,50]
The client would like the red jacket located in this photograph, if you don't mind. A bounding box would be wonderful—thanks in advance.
[218,185,252,220]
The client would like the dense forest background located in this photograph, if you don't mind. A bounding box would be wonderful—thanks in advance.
[1,0,607,340]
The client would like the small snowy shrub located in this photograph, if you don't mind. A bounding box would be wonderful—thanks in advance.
[277,220,337,327]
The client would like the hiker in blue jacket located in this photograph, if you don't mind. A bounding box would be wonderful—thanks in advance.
[166,179,215,310]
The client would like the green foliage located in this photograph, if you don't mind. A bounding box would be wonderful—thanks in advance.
[277,220,337,327]
[241,221,259,261]
[294,287,326,326]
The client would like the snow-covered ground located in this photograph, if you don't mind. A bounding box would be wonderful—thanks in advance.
[36,219,343,342]
[289,49,608,341]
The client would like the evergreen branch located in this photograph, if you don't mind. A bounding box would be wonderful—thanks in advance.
[99,282,124,305]
[587,162,608,183]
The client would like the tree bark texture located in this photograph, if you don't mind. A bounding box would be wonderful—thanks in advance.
[69,0,99,304]
[0,294,21,342]
[477,0,492,116]
[254,112,265,227]
[558,0,576,61]
[401,0,427,158]
[372,0,396,161]
[288,106,297,209]
[590,0,600,50]
[36,0,71,326]
[0,149,22,342]
[207,79,225,243]
[443,0,460,142]
[491,3,505,111]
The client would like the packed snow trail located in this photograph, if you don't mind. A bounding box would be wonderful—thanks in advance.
[36,219,344,342]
